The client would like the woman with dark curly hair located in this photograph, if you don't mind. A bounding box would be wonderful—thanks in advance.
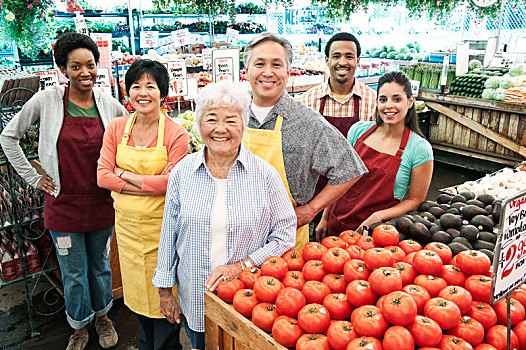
[0,33,127,350]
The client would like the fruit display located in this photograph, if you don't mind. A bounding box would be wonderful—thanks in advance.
[171,110,203,153]
[213,225,526,349]
[365,42,427,61]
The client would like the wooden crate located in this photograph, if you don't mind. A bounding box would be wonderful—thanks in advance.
[204,291,287,350]
[418,92,526,166]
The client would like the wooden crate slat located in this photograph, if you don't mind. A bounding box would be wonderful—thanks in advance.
[508,113,520,157]
[205,315,219,350]
[446,104,456,144]
[453,105,465,147]
[495,112,510,155]
[461,107,472,149]
[470,107,482,150]
[223,332,234,350]
[486,110,500,154]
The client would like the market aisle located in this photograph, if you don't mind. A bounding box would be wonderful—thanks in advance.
[0,161,486,350]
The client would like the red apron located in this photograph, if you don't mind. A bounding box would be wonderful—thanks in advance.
[327,124,411,233]
[44,87,114,232]
[313,94,360,222]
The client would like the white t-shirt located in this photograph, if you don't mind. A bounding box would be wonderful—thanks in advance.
[209,177,227,272]
[251,102,274,124]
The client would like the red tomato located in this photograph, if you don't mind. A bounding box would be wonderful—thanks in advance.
[346,280,378,307]
[363,248,395,270]
[450,315,485,346]
[321,247,351,274]
[398,239,422,255]
[351,305,388,338]
[216,278,244,303]
[340,230,362,245]
[296,333,331,350]
[382,291,417,326]
[468,301,498,330]
[438,285,473,314]
[232,289,259,317]
[474,344,498,350]
[302,260,326,281]
[272,316,304,347]
[346,336,383,350]
[282,249,305,271]
[326,320,358,350]
[239,267,261,289]
[302,281,331,304]
[344,259,371,283]
[382,325,415,350]
[464,275,492,303]
[393,262,417,286]
[513,320,526,350]
[376,295,387,310]
[439,335,473,350]
[486,325,520,350]
[322,236,347,249]
[322,274,347,294]
[275,287,306,318]
[406,315,443,347]
[494,297,526,326]
[302,242,328,261]
[261,256,288,280]
[402,284,431,314]
[403,251,417,265]
[413,250,443,276]
[253,276,283,303]
[323,293,352,320]
[414,275,447,298]
[455,250,491,275]
[356,235,378,250]
[424,297,461,330]
[372,224,399,246]
[281,270,306,290]
[385,245,406,262]
[424,242,453,265]
[346,245,365,260]
[512,285,526,310]
[297,303,331,334]
[368,267,402,295]
[439,264,467,287]
[251,303,279,332]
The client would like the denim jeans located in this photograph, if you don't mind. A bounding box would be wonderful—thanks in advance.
[50,226,114,330]
[185,324,204,350]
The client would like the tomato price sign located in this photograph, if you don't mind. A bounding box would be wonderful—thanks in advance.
[165,60,188,97]
[33,70,59,91]
[491,189,526,304]
[140,31,159,49]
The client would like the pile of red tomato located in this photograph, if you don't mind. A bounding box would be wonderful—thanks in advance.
[214,225,526,350]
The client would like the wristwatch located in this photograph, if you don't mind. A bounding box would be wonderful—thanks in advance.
[117,170,125,178]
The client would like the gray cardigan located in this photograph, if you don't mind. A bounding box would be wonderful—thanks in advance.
[0,85,127,196]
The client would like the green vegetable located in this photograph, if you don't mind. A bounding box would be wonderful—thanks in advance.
[509,64,525,77]
[484,76,500,89]
[482,88,495,100]
[494,88,507,101]
[499,74,515,89]
[468,59,482,71]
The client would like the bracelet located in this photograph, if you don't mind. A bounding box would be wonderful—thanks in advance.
[117,170,125,178]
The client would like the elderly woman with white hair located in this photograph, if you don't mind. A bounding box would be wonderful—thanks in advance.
[152,81,297,350]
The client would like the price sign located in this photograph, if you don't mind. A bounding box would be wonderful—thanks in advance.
[490,52,517,68]
[90,33,112,69]
[212,48,240,83]
[140,31,159,48]
[491,190,526,304]
[225,28,239,45]
[33,70,59,91]
[165,60,188,97]
[173,29,191,48]
[202,48,213,71]
[93,67,112,96]
[74,13,89,35]
[410,80,420,96]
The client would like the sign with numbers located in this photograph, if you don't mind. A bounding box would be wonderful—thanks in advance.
[74,13,89,35]
[165,60,188,97]
[90,33,112,69]
[93,67,112,96]
[410,80,420,96]
[225,28,239,45]
[140,31,159,48]
[33,70,59,91]
[491,189,526,304]
[212,48,240,83]
[202,48,213,71]
[173,29,191,48]
[490,52,517,68]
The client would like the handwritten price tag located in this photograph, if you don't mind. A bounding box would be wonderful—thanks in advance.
[74,13,89,35]
[491,190,526,304]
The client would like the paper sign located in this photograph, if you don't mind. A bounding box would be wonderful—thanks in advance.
[165,61,188,97]
[202,48,213,71]
[90,33,112,69]
[33,70,59,91]
[491,189,526,304]
[74,13,89,35]
[225,28,239,45]
[173,29,191,48]
[212,48,240,83]
[158,33,175,48]
[140,31,159,48]
[490,52,517,68]
[93,67,112,96]
[410,80,420,96]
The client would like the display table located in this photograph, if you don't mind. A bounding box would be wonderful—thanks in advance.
[204,291,286,350]
[417,91,526,172]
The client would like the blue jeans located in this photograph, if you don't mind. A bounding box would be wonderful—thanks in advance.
[185,323,204,350]
[50,226,114,329]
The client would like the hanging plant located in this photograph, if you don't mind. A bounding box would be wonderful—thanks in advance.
[0,0,56,59]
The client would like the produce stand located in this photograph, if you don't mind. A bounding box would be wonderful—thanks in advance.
[204,291,286,350]
[417,91,526,172]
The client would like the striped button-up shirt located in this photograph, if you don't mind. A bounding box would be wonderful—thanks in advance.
[152,145,296,332]
[300,78,377,121]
